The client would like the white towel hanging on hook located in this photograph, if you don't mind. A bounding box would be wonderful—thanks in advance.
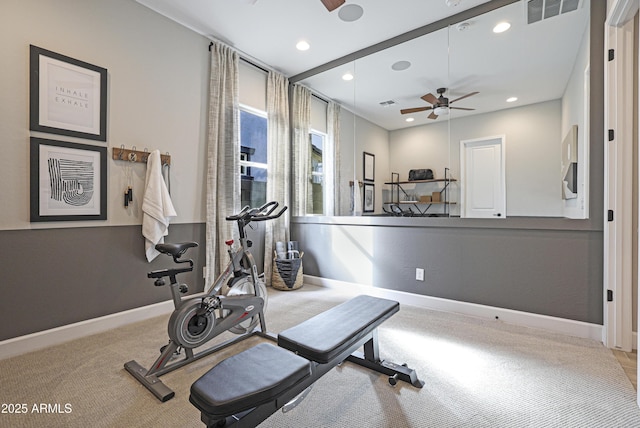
[142,150,176,262]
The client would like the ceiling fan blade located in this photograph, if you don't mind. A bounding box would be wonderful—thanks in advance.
[401,107,431,114]
[428,112,438,120]
[321,0,345,11]
[450,107,475,111]
[449,91,479,104]
[421,93,439,105]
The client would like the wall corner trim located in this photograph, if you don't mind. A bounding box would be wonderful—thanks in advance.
[304,275,604,343]
[0,301,174,361]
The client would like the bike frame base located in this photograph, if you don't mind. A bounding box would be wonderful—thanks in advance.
[125,360,175,402]
[125,313,274,402]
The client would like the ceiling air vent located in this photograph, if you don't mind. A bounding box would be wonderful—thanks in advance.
[379,100,397,107]
[526,0,581,24]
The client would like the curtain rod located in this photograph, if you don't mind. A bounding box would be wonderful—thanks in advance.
[311,93,329,104]
[208,41,271,75]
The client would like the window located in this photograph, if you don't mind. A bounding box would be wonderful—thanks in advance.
[239,106,268,208]
[309,131,326,215]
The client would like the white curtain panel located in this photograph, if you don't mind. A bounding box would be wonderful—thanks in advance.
[291,84,311,216]
[205,42,240,288]
[327,101,340,216]
[264,71,291,285]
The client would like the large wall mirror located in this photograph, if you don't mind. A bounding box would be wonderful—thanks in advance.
[295,0,590,219]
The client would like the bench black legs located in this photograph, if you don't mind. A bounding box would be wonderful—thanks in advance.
[347,330,425,388]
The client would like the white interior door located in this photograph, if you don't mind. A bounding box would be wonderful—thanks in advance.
[460,135,506,218]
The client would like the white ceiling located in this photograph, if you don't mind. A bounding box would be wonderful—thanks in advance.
[135,0,590,130]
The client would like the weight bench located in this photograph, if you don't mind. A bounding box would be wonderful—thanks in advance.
[189,295,424,427]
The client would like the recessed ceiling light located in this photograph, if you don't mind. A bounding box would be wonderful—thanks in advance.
[445,0,462,6]
[391,61,411,71]
[457,22,471,32]
[338,4,364,22]
[296,40,310,51]
[342,72,354,81]
[506,96,518,103]
[493,22,511,33]
[406,117,415,122]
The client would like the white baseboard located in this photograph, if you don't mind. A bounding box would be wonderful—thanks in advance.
[304,275,605,343]
[0,278,630,360]
[0,300,174,361]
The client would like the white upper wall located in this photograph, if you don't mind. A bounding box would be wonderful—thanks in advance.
[0,0,210,230]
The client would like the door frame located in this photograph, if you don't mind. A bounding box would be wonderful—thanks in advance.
[604,0,637,357]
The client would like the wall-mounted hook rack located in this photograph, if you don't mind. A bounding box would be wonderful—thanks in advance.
[112,146,171,165]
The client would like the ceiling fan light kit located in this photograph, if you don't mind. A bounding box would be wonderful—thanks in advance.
[434,106,449,116]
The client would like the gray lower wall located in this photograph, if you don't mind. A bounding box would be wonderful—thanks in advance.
[0,223,206,341]
[292,219,602,324]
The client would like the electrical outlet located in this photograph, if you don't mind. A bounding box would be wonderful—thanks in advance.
[415,268,424,281]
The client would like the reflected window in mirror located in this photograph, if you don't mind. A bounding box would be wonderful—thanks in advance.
[239,105,268,208]
[309,131,326,214]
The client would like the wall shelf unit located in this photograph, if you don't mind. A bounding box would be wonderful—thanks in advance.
[384,170,456,217]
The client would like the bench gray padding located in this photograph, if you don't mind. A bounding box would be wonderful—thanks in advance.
[189,342,311,417]
[277,295,399,364]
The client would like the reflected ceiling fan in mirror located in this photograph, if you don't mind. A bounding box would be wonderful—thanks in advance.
[401,88,479,120]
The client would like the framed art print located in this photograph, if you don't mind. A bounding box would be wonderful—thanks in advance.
[30,45,108,141]
[363,183,375,213]
[363,151,375,182]
[30,137,107,222]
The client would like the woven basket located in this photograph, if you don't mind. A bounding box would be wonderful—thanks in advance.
[272,251,304,291]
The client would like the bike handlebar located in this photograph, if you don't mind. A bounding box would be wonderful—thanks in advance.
[225,201,287,223]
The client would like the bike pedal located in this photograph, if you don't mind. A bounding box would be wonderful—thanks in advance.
[160,344,182,358]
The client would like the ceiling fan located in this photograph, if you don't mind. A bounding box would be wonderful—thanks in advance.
[400,88,479,120]
[247,0,345,10]
[321,0,345,12]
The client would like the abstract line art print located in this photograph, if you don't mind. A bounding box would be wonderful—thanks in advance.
[47,157,94,207]
[30,138,107,222]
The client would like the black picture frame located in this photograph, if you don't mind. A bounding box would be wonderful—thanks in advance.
[363,183,375,213]
[30,137,107,222]
[30,45,108,141]
[363,151,375,182]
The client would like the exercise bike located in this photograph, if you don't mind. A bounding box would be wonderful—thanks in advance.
[125,201,287,402]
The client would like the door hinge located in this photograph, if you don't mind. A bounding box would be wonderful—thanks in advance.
[608,129,615,141]
[608,210,614,222]
[607,289,614,302]
[609,49,615,61]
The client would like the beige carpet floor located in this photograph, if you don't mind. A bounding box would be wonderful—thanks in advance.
[1,283,639,427]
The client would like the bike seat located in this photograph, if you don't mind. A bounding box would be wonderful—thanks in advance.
[155,242,198,258]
